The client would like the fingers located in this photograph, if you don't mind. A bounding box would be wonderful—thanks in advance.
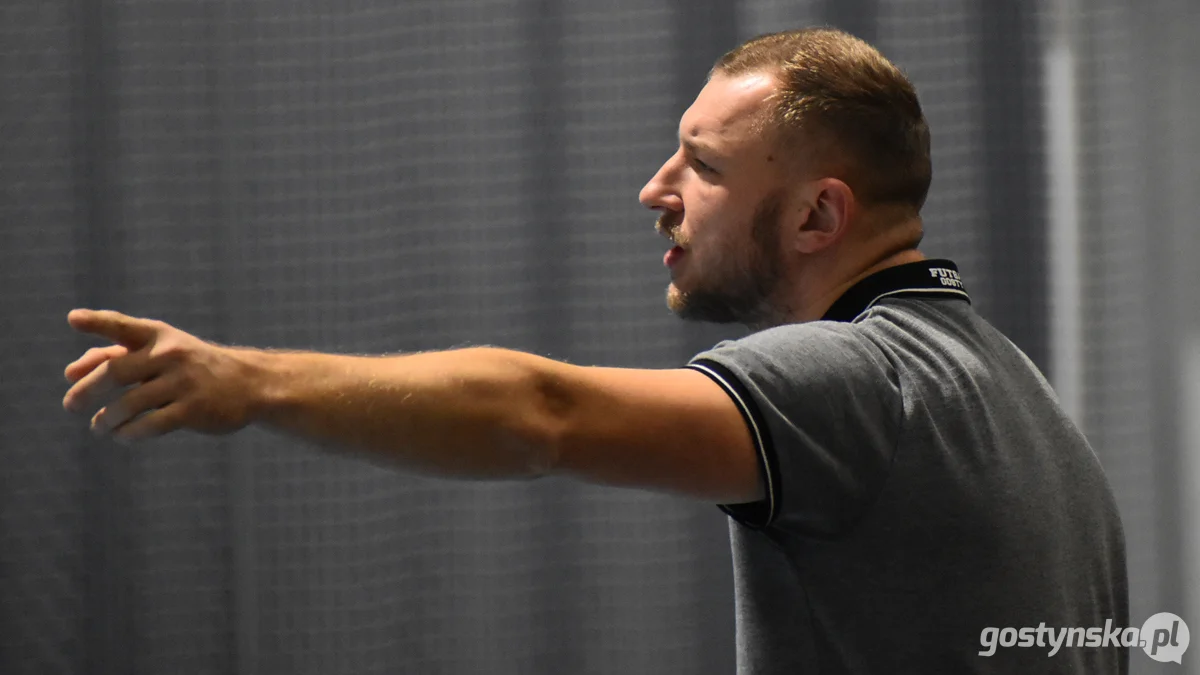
[65,309,189,445]
[91,374,180,436]
[63,348,162,414]
[107,402,185,443]
[65,345,129,383]
[64,360,119,413]
[67,309,160,350]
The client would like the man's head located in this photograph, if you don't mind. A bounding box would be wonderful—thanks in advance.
[639,28,931,328]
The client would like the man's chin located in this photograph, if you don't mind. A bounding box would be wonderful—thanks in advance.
[666,285,741,325]
[666,284,691,317]
[667,283,696,314]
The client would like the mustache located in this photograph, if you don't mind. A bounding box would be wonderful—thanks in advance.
[655,212,684,242]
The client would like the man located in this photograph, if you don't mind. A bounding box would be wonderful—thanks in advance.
[63,28,1128,674]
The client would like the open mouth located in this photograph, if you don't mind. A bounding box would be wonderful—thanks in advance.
[664,245,686,268]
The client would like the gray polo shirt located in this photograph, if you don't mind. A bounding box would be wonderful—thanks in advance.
[687,259,1129,674]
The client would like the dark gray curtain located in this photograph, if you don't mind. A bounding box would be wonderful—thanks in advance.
[2,1,1194,674]
[1073,6,1199,675]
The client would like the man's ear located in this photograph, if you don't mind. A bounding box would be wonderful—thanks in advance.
[792,178,855,254]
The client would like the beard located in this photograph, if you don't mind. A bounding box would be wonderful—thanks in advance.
[666,190,791,329]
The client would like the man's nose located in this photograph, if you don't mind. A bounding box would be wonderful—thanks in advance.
[638,152,683,212]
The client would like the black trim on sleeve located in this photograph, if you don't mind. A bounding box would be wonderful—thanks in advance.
[686,358,780,529]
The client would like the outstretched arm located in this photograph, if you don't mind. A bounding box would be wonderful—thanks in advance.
[63,309,765,503]
[233,346,566,480]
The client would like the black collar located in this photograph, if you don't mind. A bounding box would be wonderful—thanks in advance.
[821,258,971,323]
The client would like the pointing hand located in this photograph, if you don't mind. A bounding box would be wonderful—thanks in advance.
[63,309,257,443]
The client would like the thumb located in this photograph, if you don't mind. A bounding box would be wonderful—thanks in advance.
[67,309,160,349]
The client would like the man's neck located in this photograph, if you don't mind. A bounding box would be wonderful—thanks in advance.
[789,246,926,325]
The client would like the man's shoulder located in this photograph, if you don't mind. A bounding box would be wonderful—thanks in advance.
[735,318,873,350]
[691,319,895,388]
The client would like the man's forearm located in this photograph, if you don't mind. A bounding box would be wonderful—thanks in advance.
[237,346,565,479]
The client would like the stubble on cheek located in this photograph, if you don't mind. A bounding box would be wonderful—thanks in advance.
[664,189,789,327]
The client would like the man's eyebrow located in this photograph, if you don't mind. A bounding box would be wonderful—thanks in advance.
[678,133,722,157]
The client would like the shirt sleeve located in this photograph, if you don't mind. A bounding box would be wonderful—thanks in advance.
[686,322,901,537]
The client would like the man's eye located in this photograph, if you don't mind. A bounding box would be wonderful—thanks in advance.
[691,158,716,174]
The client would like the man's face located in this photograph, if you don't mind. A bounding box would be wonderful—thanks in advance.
[639,72,793,327]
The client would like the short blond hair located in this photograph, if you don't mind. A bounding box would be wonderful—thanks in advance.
[713,28,932,212]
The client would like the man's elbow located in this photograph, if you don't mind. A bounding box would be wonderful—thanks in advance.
[518,356,576,480]
[473,348,572,481]
[500,400,564,482]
